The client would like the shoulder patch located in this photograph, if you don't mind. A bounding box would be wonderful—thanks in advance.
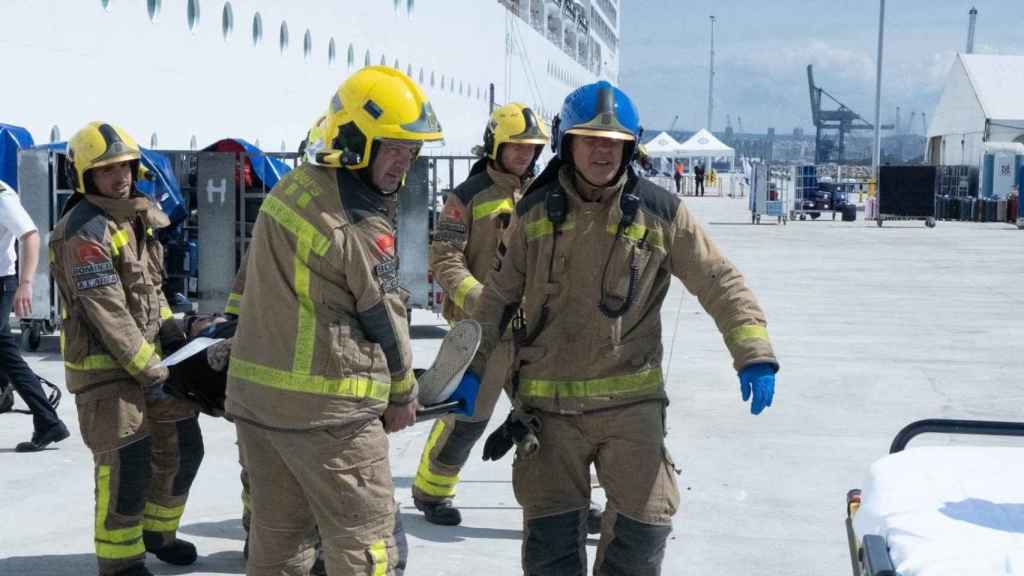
[64,199,109,242]
[452,171,494,206]
[633,177,680,223]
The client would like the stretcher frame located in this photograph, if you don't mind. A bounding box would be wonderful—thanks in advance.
[845,418,1024,576]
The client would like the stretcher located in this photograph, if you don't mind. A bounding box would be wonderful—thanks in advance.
[846,419,1024,576]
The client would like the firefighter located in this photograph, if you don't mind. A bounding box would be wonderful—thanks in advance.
[411,103,548,525]
[471,81,780,575]
[225,66,460,575]
[49,122,204,576]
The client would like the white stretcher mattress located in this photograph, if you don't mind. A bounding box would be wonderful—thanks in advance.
[853,446,1024,576]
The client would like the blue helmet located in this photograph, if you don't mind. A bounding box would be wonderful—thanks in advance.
[552,80,641,160]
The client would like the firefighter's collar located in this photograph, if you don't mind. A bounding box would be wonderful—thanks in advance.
[485,163,524,197]
[560,164,626,205]
[84,192,152,223]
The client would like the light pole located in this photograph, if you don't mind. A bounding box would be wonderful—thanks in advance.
[872,0,885,174]
[706,15,716,131]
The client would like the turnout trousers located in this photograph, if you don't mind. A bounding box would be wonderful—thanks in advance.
[76,380,204,575]
[236,417,407,575]
[513,400,680,576]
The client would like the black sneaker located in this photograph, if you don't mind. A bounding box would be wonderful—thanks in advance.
[143,533,198,566]
[414,498,462,526]
[15,421,70,452]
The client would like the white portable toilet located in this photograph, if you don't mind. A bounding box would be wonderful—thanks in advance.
[981,142,1024,198]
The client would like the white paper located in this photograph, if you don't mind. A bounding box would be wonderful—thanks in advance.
[158,337,224,368]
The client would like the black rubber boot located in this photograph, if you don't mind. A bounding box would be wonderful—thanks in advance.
[15,421,69,452]
[586,503,604,535]
[143,532,198,566]
[112,564,155,576]
[414,498,463,526]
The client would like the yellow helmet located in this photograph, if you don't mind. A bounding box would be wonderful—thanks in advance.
[483,103,548,161]
[67,121,141,193]
[309,66,443,170]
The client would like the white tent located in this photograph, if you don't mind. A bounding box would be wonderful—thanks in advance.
[677,128,736,172]
[927,53,1024,165]
[643,131,684,157]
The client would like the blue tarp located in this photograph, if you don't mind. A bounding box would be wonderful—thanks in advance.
[204,138,291,189]
[38,142,188,227]
[0,123,36,190]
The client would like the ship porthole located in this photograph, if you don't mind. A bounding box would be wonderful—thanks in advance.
[407,0,415,16]
[147,0,161,23]
[100,0,112,13]
[49,126,61,143]
[347,44,355,69]
[187,0,200,33]
[328,38,337,67]
[221,2,233,41]
[190,135,198,150]
[150,133,159,149]
[303,29,312,61]
[364,50,371,68]
[279,21,289,54]
[393,0,401,14]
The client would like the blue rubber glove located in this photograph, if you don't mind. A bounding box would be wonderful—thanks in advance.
[738,363,775,415]
[450,371,481,417]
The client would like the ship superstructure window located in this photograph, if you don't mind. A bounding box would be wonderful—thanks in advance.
[329,38,336,66]
[49,126,61,143]
[252,12,263,45]
[147,0,161,23]
[280,22,289,54]
[187,0,200,32]
[221,3,233,41]
[303,30,312,61]
[347,44,355,68]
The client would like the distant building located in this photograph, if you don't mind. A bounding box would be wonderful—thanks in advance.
[927,53,1024,165]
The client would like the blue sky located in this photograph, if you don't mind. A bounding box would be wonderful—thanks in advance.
[619,0,1023,134]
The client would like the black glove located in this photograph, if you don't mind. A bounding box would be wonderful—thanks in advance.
[482,412,539,462]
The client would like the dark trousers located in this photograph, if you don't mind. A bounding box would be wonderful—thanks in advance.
[0,274,61,433]
[673,176,681,194]
[695,178,705,196]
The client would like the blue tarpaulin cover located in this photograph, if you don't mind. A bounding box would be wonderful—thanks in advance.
[204,138,291,190]
[0,123,36,190]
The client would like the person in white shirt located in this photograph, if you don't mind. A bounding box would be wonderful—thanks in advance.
[0,179,69,451]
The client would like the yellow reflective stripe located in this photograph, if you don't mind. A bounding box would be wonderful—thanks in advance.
[414,420,459,497]
[109,228,130,257]
[228,357,391,401]
[65,353,120,372]
[95,465,145,560]
[526,218,575,240]
[725,325,770,348]
[472,198,514,220]
[225,292,243,315]
[605,222,664,249]
[159,306,173,321]
[260,196,331,257]
[142,502,186,533]
[519,368,662,399]
[452,275,482,310]
[293,238,315,374]
[391,371,416,396]
[126,341,156,375]
[370,540,389,576]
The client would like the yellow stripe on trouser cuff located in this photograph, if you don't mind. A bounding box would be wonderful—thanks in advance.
[452,276,481,311]
[110,229,130,257]
[472,198,513,220]
[391,371,416,396]
[229,357,391,401]
[519,368,662,399]
[725,325,770,347]
[143,502,186,533]
[225,292,242,315]
[414,420,459,498]
[126,342,156,375]
[370,540,389,576]
[95,465,145,560]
